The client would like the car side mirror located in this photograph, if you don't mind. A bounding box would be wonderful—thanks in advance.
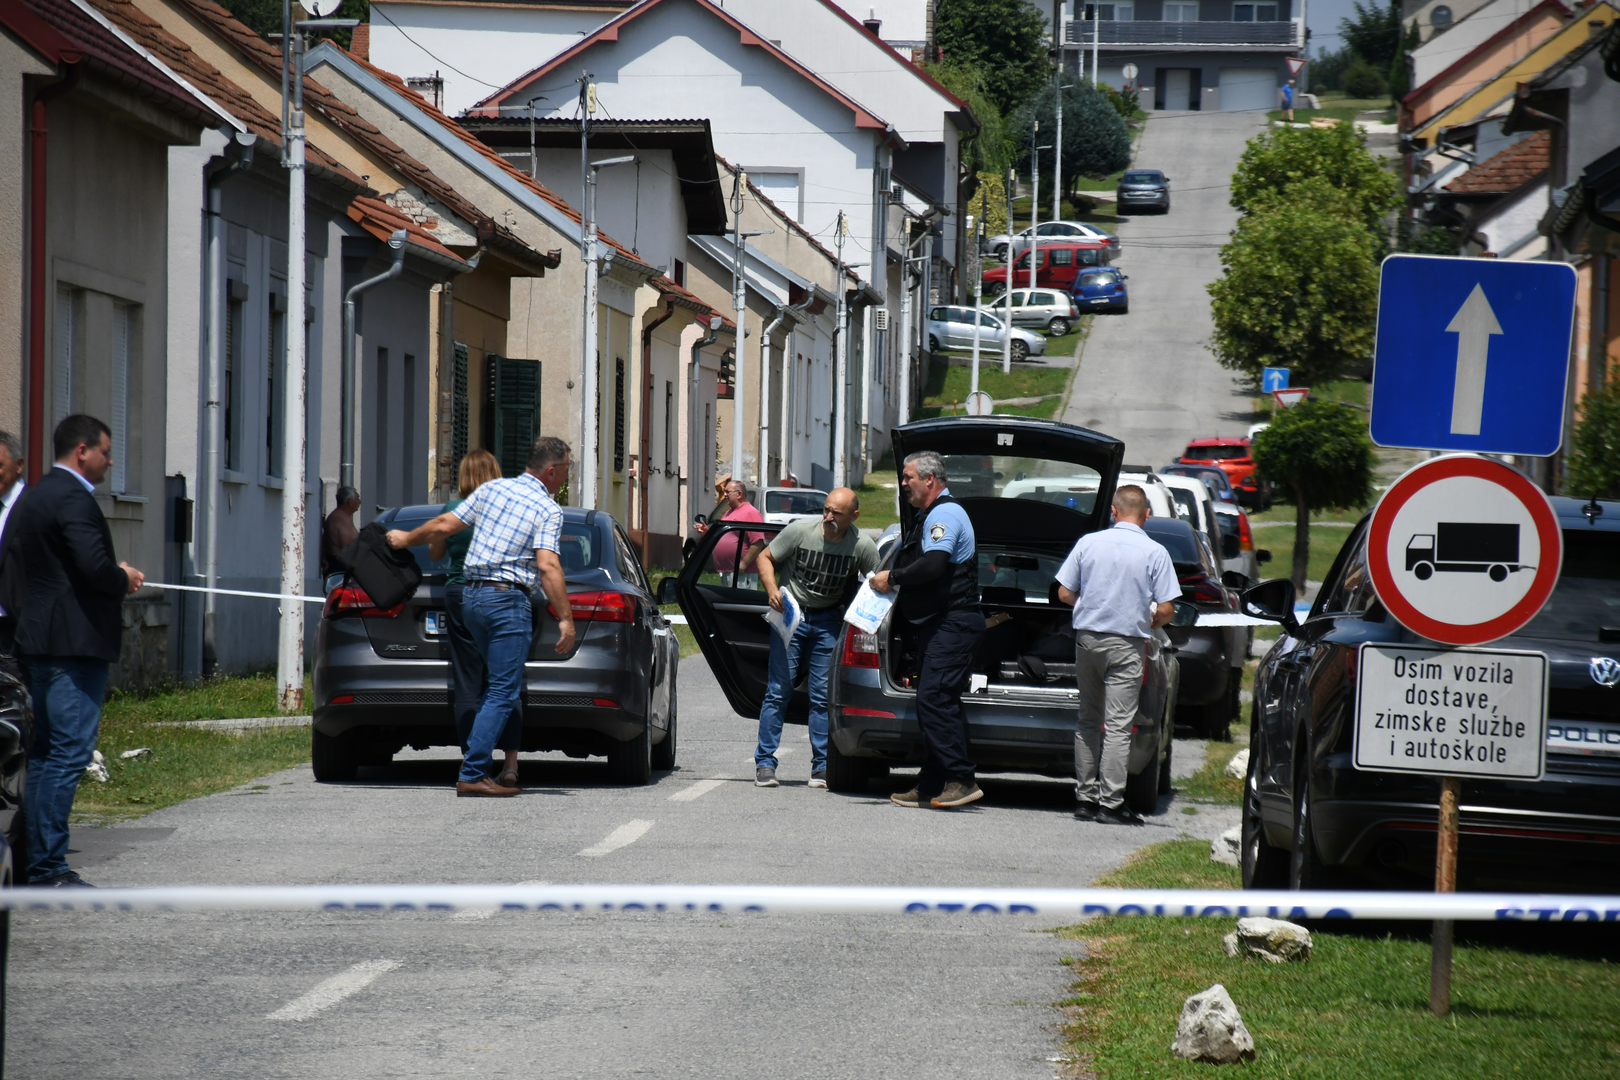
[1169,600,1200,627]
[1222,570,1250,591]
[1255,549,1272,565]
[656,577,680,606]
[1241,579,1299,636]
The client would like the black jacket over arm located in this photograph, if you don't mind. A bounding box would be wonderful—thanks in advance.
[0,467,129,662]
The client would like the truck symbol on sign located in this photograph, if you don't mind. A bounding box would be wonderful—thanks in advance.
[1406,523,1532,582]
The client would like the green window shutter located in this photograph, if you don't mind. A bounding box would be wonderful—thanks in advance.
[451,342,469,479]
[613,356,626,474]
[490,354,541,480]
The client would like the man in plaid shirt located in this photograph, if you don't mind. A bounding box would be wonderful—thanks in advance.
[387,436,574,797]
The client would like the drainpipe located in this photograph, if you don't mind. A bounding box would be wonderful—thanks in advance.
[201,130,257,672]
[758,304,788,487]
[25,61,80,484]
[340,228,408,491]
[637,299,676,558]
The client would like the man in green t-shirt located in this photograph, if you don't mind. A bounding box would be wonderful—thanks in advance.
[753,487,879,788]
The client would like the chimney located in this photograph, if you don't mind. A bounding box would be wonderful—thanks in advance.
[863,6,882,35]
[351,21,369,60]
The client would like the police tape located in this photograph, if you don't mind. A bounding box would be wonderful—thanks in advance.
[143,581,327,604]
[4,882,1618,922]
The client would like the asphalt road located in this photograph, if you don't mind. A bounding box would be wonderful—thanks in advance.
[10,657,1236,1079]
[1063,109,1268,468]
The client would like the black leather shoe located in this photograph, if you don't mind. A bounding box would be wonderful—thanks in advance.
[1096,805,1145,826]
[1073,802,1099,821]
[34,870,95,887]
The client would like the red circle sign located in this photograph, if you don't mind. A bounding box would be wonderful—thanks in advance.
[1366,455,1562,646]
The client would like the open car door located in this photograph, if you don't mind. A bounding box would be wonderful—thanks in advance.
[674,518,813,722]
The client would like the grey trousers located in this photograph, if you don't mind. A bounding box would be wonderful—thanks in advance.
[1074,632,1146,809]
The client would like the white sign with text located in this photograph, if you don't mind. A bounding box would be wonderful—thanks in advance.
[1353,643,1548,780]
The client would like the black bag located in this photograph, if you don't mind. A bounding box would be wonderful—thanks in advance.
[339,521,423,609]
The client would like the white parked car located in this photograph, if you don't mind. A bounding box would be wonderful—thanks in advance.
[755,487,827,525]
[986,220,1120,260]
[1114,470,1181,524]
[1162,473,1226,573]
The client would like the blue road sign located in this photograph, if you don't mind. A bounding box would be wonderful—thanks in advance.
[1372,255,1577,456]
[1262,367,1290,393]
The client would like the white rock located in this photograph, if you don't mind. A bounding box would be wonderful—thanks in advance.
[1210,826,1242,867]
[84,750,109,783]
[1224,747,1250,779]
[120,747,152,760]
[1228,916,1312,963]
[1171,983,1256,1064]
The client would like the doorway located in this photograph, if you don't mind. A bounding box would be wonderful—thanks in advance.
[1162,68,1192,110]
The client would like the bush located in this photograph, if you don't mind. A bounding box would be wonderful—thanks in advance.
[1342,58,1387,100]
[1564,380,1620,499]
[1230,120,1400,235]
[1016,82,1132,187]
[1101,83,1141,119]
[1251,400,1374,587]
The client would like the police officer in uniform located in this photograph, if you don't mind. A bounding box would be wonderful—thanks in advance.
[870,451,986,808]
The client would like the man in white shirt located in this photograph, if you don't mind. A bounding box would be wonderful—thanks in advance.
[1056,485,1181,825]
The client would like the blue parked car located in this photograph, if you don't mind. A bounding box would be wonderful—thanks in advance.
[1071,267,1128,314]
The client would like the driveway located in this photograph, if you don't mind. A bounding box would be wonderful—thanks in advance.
[1063,110,1268,467]
[10,657,1236,1078]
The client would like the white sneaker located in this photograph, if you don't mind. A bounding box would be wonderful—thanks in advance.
[808,771,828,789]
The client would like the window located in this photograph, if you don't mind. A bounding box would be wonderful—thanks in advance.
[403,353,417,501]
[53,285,80,427]
[451,342,469,478]
[749,170,803,223]
[490,355,541,480]
[663,379,674,475]
[977,311,1001,328]
[1163,1,1198,19]
[1051,248,1074,267]
[266,291,286,477]
[375,347,389,504]
[1431,4,1453,27]
[672,259,685,287]
[111,304,131,493]
[614,526,647,589]
[1009,291,1028,307]
[613,356,626,473]
[929,306,947,321]
[225,289,245,472]
[1232,3,1276,18]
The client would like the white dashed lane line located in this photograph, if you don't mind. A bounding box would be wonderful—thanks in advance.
[266,960,401,1021]
[576,819,654,857]
[668,778,727,802]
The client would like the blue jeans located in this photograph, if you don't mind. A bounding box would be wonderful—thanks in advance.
[755,606,842,773]
[444,584,521,755]
[458,586,533,784]
[24,658,109,881]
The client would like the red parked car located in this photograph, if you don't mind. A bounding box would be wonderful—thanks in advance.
[1178,437,1271,509]
[983,240,1112,296]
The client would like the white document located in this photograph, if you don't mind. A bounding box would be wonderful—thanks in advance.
[844,574,896,635]
[763,586,803,646]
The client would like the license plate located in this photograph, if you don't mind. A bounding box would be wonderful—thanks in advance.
[424,611,446,636]
[1090,298,1108,304]
[1547,720,1620,757]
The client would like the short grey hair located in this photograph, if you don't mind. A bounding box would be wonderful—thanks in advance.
[527,435,571,472]
[0,430,20,461]
[904,451,947,485]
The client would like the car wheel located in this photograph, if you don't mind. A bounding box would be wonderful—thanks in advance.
[1011,340,1029,363]
[1119,302,1129,315]
[1157,736,1174,795]
[824,734,867,793]
[311,728,360,783]
[1288,753,1336,890]
[1124,750,1159,815]
[985,280,1005,299]
[1241,729,1288,888]
[928,334,940,353]
[607,718,653,786]
[651,675,678,771]
[993,244,1008,261]
[1047,317,1070,336]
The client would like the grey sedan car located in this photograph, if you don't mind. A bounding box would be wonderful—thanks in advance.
[311,504,679,785]
[1117,169,1171,213]
[926,305,1048,361]
[675,416,1198,812]
[1004,289,1081,336]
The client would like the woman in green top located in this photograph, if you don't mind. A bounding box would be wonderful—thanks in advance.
[431,450,523,787]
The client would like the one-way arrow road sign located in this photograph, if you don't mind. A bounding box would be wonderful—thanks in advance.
[1371,255,1576,456]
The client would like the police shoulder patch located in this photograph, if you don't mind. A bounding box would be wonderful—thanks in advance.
[929,523,947,542]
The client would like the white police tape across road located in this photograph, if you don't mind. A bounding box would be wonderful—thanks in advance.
[5,882,1617,922]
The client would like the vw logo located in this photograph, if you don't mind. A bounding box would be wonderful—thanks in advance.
[1591,657,1620,688]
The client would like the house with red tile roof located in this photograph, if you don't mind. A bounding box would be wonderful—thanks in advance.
[1,0,220,687]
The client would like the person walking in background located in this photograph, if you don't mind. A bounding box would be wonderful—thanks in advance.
[387,437,573,797]
[695,478,765,586]
[430,450,522,788]
[870,452,986,809]
[320,486,361,578]
[753,487,879,789]
[0,416,144,885]
[1056,485,1180,826]
[1282,79,1295,122]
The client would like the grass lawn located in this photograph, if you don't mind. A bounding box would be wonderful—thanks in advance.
[917,358,1075,421]
[1266,94,1395,125]
[1056,839,1620,1078]
[74,673,314,824]
[1245,523,1359,584]
[1173,728,1247,805]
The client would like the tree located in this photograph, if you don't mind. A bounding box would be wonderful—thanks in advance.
[1229,121,1400,235]
[1564,381,1620,500]
[1015,82,1132,197]
[1339,0,1401,72]
[1208,179,1381,386]
[1342,58,1387,100]
[1389,21,1420,101]
[924,60,1013,178]
[1308,45,1352,93]
[214,0,367,49]
[1250,401,1374,589]
[969,171,1009,237]
[935,0,1051,117]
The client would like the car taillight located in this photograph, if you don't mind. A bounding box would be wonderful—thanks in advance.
[1238,510,1254,552]
[1180,572,1225,606]
[324,584,404,619]
[1070,302,1080,317]
[841,627,880,668]
[548,590,637,623]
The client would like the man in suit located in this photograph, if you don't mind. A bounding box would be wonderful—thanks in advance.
[0,415,144,886]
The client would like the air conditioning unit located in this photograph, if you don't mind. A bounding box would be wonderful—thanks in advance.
[874,308,890,331]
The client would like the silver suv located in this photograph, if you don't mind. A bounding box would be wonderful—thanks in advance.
[1003,289,1080,336]
[925,305,1048,362]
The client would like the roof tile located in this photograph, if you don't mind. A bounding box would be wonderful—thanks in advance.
[1445,130,1551,195]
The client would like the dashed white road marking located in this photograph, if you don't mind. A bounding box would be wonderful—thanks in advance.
[577,819,654,857]
[453,880,549,921]
[669,778,726,802]
[266,960,401,1021]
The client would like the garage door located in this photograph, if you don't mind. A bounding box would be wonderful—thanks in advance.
[1219,67,1277,111]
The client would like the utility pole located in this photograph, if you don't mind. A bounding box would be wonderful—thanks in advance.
[1004,167,1015,374]
[1054,0,1064,222]
[731,167,748,488]
[579,71,595,509]
[277,0,354,714]
[834,212,848,488]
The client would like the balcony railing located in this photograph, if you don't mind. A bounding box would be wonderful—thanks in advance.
[1064,19,1301,46]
